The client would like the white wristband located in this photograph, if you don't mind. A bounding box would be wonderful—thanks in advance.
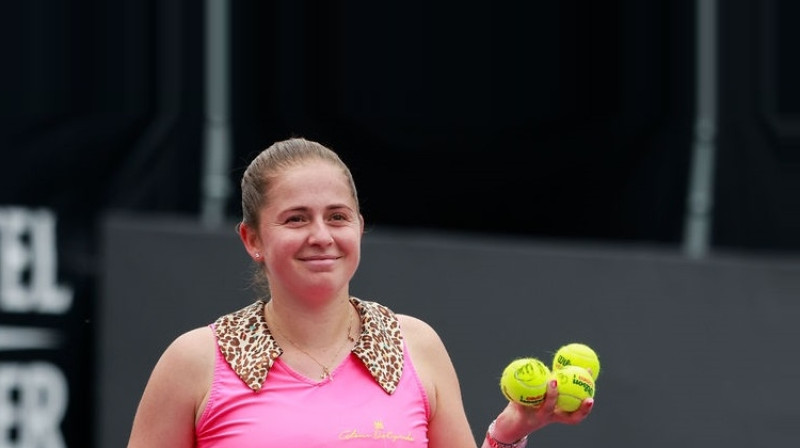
[486,419,527,448]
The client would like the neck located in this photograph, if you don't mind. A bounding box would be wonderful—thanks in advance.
[266,297,356,351]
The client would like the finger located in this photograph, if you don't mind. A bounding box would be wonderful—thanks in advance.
[581,397,595,415]
[571,397,594,421]
[539,379,559,414]
[554,397,594,425]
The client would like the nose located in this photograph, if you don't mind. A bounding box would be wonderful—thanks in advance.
[308,219,334,246]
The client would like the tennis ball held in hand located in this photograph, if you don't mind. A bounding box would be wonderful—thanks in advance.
[553,365,595,412]
[500,358,551,407]
[552,342,600,381]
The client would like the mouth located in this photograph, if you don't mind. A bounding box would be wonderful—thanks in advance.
[299,255,341,269]
[299,254,340,262]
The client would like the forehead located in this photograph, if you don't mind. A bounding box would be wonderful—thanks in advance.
[269,160,352,201]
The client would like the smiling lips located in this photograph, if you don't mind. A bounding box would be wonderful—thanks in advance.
[300,254,339,261]
[299,255,340,269]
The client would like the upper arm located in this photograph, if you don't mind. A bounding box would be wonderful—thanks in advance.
[127,326,216,448]
[398,314,478,448]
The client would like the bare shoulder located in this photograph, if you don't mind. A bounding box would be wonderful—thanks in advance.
[396,314,456,382]
[163,326,216,365]
[153,326,217,397]
[397,314,447,354]
[396,314,449,404]
[147,326,216,402]
[128,326,217,447]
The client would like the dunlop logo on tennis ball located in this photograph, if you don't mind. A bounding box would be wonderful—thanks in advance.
[504,390,545,406]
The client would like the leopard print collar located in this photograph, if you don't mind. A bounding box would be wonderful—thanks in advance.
[213,297,405,395]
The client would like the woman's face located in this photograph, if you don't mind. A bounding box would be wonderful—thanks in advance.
[252,160,363,301]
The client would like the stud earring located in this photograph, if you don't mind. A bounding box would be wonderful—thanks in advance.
[254,252,261,259]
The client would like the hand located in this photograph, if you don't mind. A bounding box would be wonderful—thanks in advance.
[491,379,594,442]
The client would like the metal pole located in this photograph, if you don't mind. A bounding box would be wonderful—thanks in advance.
[683,0,718,259]
[201,0,233,227]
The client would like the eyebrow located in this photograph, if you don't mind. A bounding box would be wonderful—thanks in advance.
[280,204,353,214]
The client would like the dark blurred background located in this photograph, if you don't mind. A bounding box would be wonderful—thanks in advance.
[1,1,798,447]
[3,0,798,252]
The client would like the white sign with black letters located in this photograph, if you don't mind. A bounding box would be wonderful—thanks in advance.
[0,207,72,448]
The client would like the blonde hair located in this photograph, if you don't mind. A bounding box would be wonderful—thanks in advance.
[240,137,360,229]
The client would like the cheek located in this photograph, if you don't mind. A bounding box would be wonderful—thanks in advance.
[339,226,361,247]
[343,232,362,267]
[265,239,299,262]
[260,232,298,262]
[262,246,295,281]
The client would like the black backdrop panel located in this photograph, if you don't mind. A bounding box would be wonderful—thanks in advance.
[229,1,695,245]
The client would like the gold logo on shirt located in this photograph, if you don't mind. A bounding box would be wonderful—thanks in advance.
[339,420,415,442]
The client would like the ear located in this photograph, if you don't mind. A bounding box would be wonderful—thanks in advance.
[238,221,262,260]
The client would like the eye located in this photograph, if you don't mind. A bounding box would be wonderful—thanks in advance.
[285,214,307,224]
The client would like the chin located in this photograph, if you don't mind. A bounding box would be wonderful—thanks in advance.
[301,283,347,300]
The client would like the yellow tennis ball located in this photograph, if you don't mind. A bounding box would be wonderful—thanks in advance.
[553,365,595,412]
[500,358,551,407]
[552,342,600,381]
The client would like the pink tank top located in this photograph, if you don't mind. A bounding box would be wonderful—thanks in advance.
[196,318,430,447]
